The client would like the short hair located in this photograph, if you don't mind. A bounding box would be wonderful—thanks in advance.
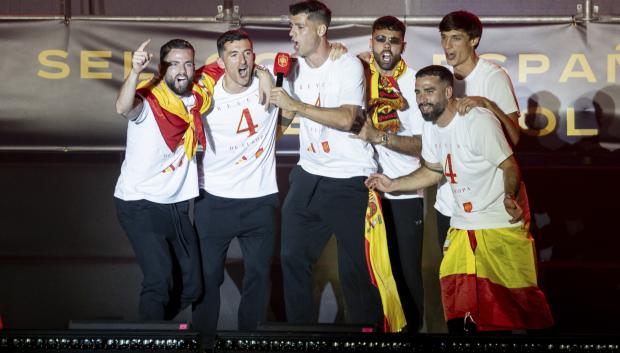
[372,16,406,36]
[160,39,194,65]
[439,10,482,43]
[216,29,252,56]
[289,0,332,27]
[415,65,454,87]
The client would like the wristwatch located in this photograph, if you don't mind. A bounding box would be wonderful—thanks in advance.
[380,132,390,146]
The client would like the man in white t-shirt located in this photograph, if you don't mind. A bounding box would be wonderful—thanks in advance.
[114,39,208,320]
[269,0,383,327]
[351,16,425,331]
[366,65,553,333]
[434,10,522,250]
[191,30,284,349]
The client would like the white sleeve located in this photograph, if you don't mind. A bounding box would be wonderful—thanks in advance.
[421,122,439,165]
[471,109,513,167]
[486,69,519,115]
[336,56,365,107]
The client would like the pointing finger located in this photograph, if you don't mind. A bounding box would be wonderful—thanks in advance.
[137,39,151,52]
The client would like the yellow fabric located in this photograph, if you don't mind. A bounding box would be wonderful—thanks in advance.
[364,191,407,332]
[137,77,213,159]
[368,57,407,133]
[440,226,539,289]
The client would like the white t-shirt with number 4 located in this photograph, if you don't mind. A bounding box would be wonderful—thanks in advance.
[435,58,519,216]
[289,54,376,178]
[199,75,283,199]
[422,108,520,230]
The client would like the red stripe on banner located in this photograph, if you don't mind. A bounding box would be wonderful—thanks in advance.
[364,238,378,287]
[441,274,554,331]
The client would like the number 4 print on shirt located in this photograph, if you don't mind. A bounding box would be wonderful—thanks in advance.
[236,108,258,137]
[444,153,457,184]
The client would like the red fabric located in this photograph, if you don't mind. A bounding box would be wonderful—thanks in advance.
[138,89,207,153]
[441,274,554,330]
[198,62,224,82]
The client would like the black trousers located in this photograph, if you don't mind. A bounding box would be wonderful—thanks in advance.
[280,166,383,328]
[382,197,425,331]
[192,190,277,347]
[115,198,202,320]
[436,210,451,253]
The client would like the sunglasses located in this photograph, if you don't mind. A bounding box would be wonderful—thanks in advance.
[374,35,403,45]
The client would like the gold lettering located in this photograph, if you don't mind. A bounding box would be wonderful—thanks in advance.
[559,54,596,82]
[80,50,112,79]
[37,50,70,79]
[566,107,598,136]
[518,54,549,83]
[607,44,620,83]
[519,106,556,137]
[432,54,446,66]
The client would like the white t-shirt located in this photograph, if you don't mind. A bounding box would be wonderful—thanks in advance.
[114,95,199,204]
[435,58,519,216]
[422,108,519,229]
[374,67,424,199]
[199,75,281,199]
[289,53,376,178]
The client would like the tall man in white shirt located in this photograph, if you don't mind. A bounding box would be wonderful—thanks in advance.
[366,65,553,333]
[434,10,522,249]
[270,0,384,328]
[191,30,283,348]
[114,39,207,321]
[352,16,425,331]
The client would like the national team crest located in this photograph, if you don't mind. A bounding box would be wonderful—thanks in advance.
[277,55,289,70]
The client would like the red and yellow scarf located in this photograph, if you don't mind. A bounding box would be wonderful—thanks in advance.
[367,57,408,133]
[136,73,215,160]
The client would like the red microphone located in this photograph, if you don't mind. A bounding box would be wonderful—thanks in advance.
[273,52,291,87]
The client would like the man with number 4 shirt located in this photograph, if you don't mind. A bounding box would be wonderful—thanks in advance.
[269,0,384,328]
[192,30,283,349]
[365,65,553,333]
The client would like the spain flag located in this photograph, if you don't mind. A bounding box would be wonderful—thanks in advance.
[440,226,554,330]
[364,191,407,332]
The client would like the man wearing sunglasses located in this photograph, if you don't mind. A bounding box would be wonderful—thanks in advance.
[351,16,426,332]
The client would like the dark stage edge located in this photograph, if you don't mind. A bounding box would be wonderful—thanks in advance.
[3,329,620,352]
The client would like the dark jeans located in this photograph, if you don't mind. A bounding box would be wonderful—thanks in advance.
[192,190,277,348]
[115,198,202,320]
[383,197,425,331]
[436,210,451,254]
[280,166,383,328]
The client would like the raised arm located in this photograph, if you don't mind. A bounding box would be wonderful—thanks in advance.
[116,39,152,119]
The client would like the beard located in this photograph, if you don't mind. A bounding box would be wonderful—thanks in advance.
[372,50,400,71]
[165,74,191,96]
[419,102,446,123]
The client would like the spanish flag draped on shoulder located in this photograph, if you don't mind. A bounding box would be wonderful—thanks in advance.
[364,190,407,332]
[135,63,222,160]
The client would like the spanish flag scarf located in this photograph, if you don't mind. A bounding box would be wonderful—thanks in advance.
[365,190,407,332]
[137,78,211,160]
[368,57,407,133]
